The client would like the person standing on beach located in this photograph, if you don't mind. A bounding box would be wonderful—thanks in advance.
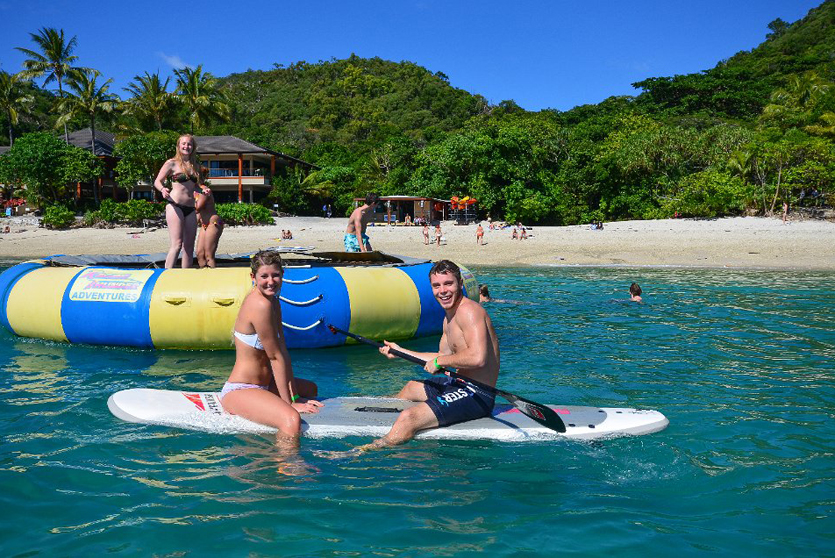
[195,189,223,268]
[356,260,500,451]
[153,134,210,269]
[345,193,379,252]
[629,283,643,303]
[476,223,484,245]
[435,223,443,246]
[782,202,789,224]
[422,223,430,245]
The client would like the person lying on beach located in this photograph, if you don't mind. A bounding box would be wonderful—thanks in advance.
[195,189,223,268]
[345,192,379,252]
[354,260,500,451]
[630,282,643,303]
[220,250,322,447]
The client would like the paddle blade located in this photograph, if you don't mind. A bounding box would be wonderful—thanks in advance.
[503,393,566,433]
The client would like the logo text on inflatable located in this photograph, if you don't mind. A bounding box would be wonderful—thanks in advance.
[68,269,154,303]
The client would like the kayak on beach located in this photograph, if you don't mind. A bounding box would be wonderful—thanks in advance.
[107,388,669,441]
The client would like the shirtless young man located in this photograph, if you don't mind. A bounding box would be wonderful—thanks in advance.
[344,192,379,252]
[359,260,500,450]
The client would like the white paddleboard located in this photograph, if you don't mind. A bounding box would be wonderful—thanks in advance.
[107,389,668,441]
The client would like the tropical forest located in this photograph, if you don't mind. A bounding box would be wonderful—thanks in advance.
[1,1,834,226]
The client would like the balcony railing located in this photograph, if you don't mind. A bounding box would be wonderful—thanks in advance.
[207,168,270,178]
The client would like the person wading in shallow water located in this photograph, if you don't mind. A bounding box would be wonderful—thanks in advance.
[348,260,501,453]
[345,193,379,252]
[629,283,643,303]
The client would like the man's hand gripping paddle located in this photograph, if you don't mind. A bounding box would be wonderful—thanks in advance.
[327,325,566,433]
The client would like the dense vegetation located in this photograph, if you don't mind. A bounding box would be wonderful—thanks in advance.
[2,2,835,223]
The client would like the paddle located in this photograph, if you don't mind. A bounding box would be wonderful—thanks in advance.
[327,325,566,433]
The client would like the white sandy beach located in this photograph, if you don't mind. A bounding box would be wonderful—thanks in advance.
[0,215,832,270]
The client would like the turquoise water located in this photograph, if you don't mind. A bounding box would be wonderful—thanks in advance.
[1,264,833,556]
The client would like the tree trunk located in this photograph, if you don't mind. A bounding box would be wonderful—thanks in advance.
[7,110,12,146]
[58,79,69,143]
[769,166,783,215]
[91,117,99,205]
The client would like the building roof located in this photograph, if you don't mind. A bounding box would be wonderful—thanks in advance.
[195,135,317,169]
[67,128,116,157]
[0,146,10,155]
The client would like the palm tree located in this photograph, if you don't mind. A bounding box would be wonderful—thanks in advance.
[173,65,230,133]
[0,71,34,146]
[56,70,118,203]
[16,27,87,142]
[122,71,174,132]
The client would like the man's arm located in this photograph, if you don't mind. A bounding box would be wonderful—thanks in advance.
[379,340,447,365]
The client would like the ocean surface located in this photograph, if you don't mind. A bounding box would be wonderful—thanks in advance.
[1,263,833,556]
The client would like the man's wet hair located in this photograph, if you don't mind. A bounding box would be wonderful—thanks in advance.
[479,284,490,298]
[365,192,380,205]
[630,282,642,296]
[429,259,462,287]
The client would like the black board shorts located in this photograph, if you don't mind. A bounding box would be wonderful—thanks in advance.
[422,375,496,428]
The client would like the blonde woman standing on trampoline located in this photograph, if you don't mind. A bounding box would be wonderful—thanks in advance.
[153,134,210,268]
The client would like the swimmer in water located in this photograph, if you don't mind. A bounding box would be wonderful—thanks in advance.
[630,283,643,303]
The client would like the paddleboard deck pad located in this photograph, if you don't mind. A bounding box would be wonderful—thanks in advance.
[107,389,668,441]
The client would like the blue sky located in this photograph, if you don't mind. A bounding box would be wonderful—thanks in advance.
[0,0,823,112]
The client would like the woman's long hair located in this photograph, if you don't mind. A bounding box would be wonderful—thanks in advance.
[174,134,200,181]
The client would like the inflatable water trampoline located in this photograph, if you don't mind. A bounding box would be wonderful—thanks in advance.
[0,249,477,350]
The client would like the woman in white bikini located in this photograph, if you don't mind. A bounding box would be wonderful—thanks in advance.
[153,134,210,269]
[220,251,322,441]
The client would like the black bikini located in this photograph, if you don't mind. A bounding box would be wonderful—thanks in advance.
[167,171,198,217]
[167,200,195,217]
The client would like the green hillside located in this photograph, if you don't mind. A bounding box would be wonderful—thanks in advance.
[2,2,834,222]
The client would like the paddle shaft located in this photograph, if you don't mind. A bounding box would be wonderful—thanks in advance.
[327,325,566,433]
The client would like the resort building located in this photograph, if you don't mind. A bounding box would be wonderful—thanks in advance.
[1,129,316,205]
[68,128,121,202]
[127,135,317,204]
[353,195,452,224]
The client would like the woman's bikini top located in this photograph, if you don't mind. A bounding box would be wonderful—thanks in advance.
[171,172,198,184]
[234,328,282,351]
[234,330,264,350]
